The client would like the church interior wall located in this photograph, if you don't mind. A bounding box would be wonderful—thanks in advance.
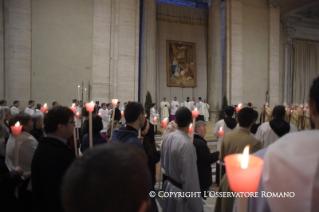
[242,0,269,110]
[279,23,285,103]
[31,0,94,106]
[156,3,208,106]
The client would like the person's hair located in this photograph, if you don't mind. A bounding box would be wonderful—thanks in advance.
[9,113,32,132]
[13,100,19,105]
[163,97,166,100]
[141,119,149,132]
[106,103,110,107]
[114,108,121,121]
[253,110,259,120]
[272,105,286,119]
[124,102,144,123]
[44,106,74,134]
[225,106,235,117]
[32,115,43,129]
[61,143,150,212]
[81,107,89,118]
[198,97,202,100]
[72,99,77,103]
[0,100,6,105]
[309,76,319,113]
[187,97,189,100]
[237,108,255,128]
[101,103,106,107]
[195,120,206,132]
[175,107,192,127]
[52,101,57,106]
[151,103,156,107]
[92,115,103,133]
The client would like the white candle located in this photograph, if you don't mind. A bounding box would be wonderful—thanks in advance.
[77,85,80,101]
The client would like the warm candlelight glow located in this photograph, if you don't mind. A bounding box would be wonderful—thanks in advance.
[69,104,77,113]
[218,126,224,137]
[238,103,242,108]
[44,103,47,107]
[241,146,250,169]
[86,101,95,112]
[191,108,199,118]
[220,127,222,131]
[112,99,118,106]
[98,113,102,117]
[72,103,75,107]
[153,117,157,124]
[76,112,80,118]
[11,122,22,135]
[236,104,243,113]
[41,103,48,113]
[15,122,20,127]
[121,111,124,117]
[188,124,193,134]
[161,118,168,128]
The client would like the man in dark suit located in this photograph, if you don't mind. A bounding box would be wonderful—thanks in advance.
[31,106,76,212]
[193,121,219,199]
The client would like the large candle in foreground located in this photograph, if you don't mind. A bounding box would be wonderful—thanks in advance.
[218,126,224,137]
[11,122,22,135]
[236,103,243,113]
[85,101,95,148]
[190,108,198,143]
[191,108,199,118]
[224,146,264,193]
[11,122,22,168]
[188,124,193,134]
[153,117,157,124]
[69,103,76,113]
[41,103,48,113]
[110,99,118,140]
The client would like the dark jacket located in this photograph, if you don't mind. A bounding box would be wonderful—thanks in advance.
[142,134,161,186]
[81,132,107,153]
[31,136,75,212]
[29,127,44,142]
[193,134,219,191]
[111,126,143,150]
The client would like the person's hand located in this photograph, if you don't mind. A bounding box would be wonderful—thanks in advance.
[138,136,144,144]
[14,166,24,176]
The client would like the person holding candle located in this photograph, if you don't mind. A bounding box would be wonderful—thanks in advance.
[255,105,298,148]
[99,103,110,140]
[6,113,38,211]
[160,97,170,121]
[10,100,21,115]
[261,76,319,212]
[149,103,158,143]
[161,107,203,212]
[31,106,76,212]
[170,97,180,121]
[214,108,262,212]
[213,106,238,185]
[193,120,219,199]
[0,107,11,162]
[24,100,36,116]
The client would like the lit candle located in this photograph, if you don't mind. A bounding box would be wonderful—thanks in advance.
[121,111,124,117]
[236,103,243,113]
[75,112,80,119]
[76,112,80,140]
[85,101,95,112]
[188,124,193,134]
[161,118,168,128]
[69,103,76,113]
[78,85,80,101]
[110,99,119,140]
[191,108,199,118]
[218,126,224,137]
[98,113,102,117]
[153,117,157,124]
[11,122,22,135]
[112,99,118,106]
[224,146,264,193]
[40,103,48,113]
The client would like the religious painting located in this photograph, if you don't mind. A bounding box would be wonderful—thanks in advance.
[166,40,196,87]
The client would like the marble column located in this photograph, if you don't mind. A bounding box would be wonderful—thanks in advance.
[207,0,222,122]
[283,23,295,105]
[92,0,112,103]
[226,0,243,105]
[0,0,4,100]
[141,0,156,104]
[268,0,280,106]
[4,0,32,106]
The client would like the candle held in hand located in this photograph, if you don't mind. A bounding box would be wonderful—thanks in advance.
[192,108,199,118]
[218,126,224,137]
[86,101,95,112]
[188,124,193,134]
[41,103,48,113]
[11,122,22,135]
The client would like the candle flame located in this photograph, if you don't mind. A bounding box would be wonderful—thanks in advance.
[44,103,47,107]
[15,122,20,127]
[76,112,79,115]
[78,85,80,88]
[189,123,192,128]
[238,103,242,108]
[220,126,223,131]
[98,113,101,116]
[72,103,75,107]
[91,101,94,104]
[241,145,250,169]
[154,117,157,120]
[163,117,168,122]
[194,108,197,111]
[85,88,87,91]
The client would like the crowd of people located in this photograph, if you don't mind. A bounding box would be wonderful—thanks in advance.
[0,76,319,212]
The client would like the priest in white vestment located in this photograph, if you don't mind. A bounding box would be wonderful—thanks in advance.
[160,98,170,120]
[196,97,205,121]
[99,103,110,136]
[10,101,20,115]
[184,97,194,111]
[24,100,36,116]
[255,105,298,148]
[203,100,210,121]
[170,97,180,121]
[161,107,203,212]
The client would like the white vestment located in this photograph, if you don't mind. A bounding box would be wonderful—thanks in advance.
[204,103,210,121]
[99,108,110,132]
[24,107,35,116]
[149,107,158,124]
[170,100,180,115]
[34,109,44,117]
[184,101,194,111]
[196,101,205,115]
[10,106,19,115]
[213,119,238,150]
[255,122,298,148]
[160,101,170,120]
[263,130,319,212]
[161,130,203,212]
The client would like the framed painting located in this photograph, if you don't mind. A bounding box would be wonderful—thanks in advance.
[166,40,196,87]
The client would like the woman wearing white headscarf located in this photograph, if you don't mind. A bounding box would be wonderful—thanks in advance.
[0,106,11,161]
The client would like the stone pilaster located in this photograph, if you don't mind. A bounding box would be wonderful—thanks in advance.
[269,2,280,106]
[4,0,31,106]
[0,0,4,100]
[141,0,157,104]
